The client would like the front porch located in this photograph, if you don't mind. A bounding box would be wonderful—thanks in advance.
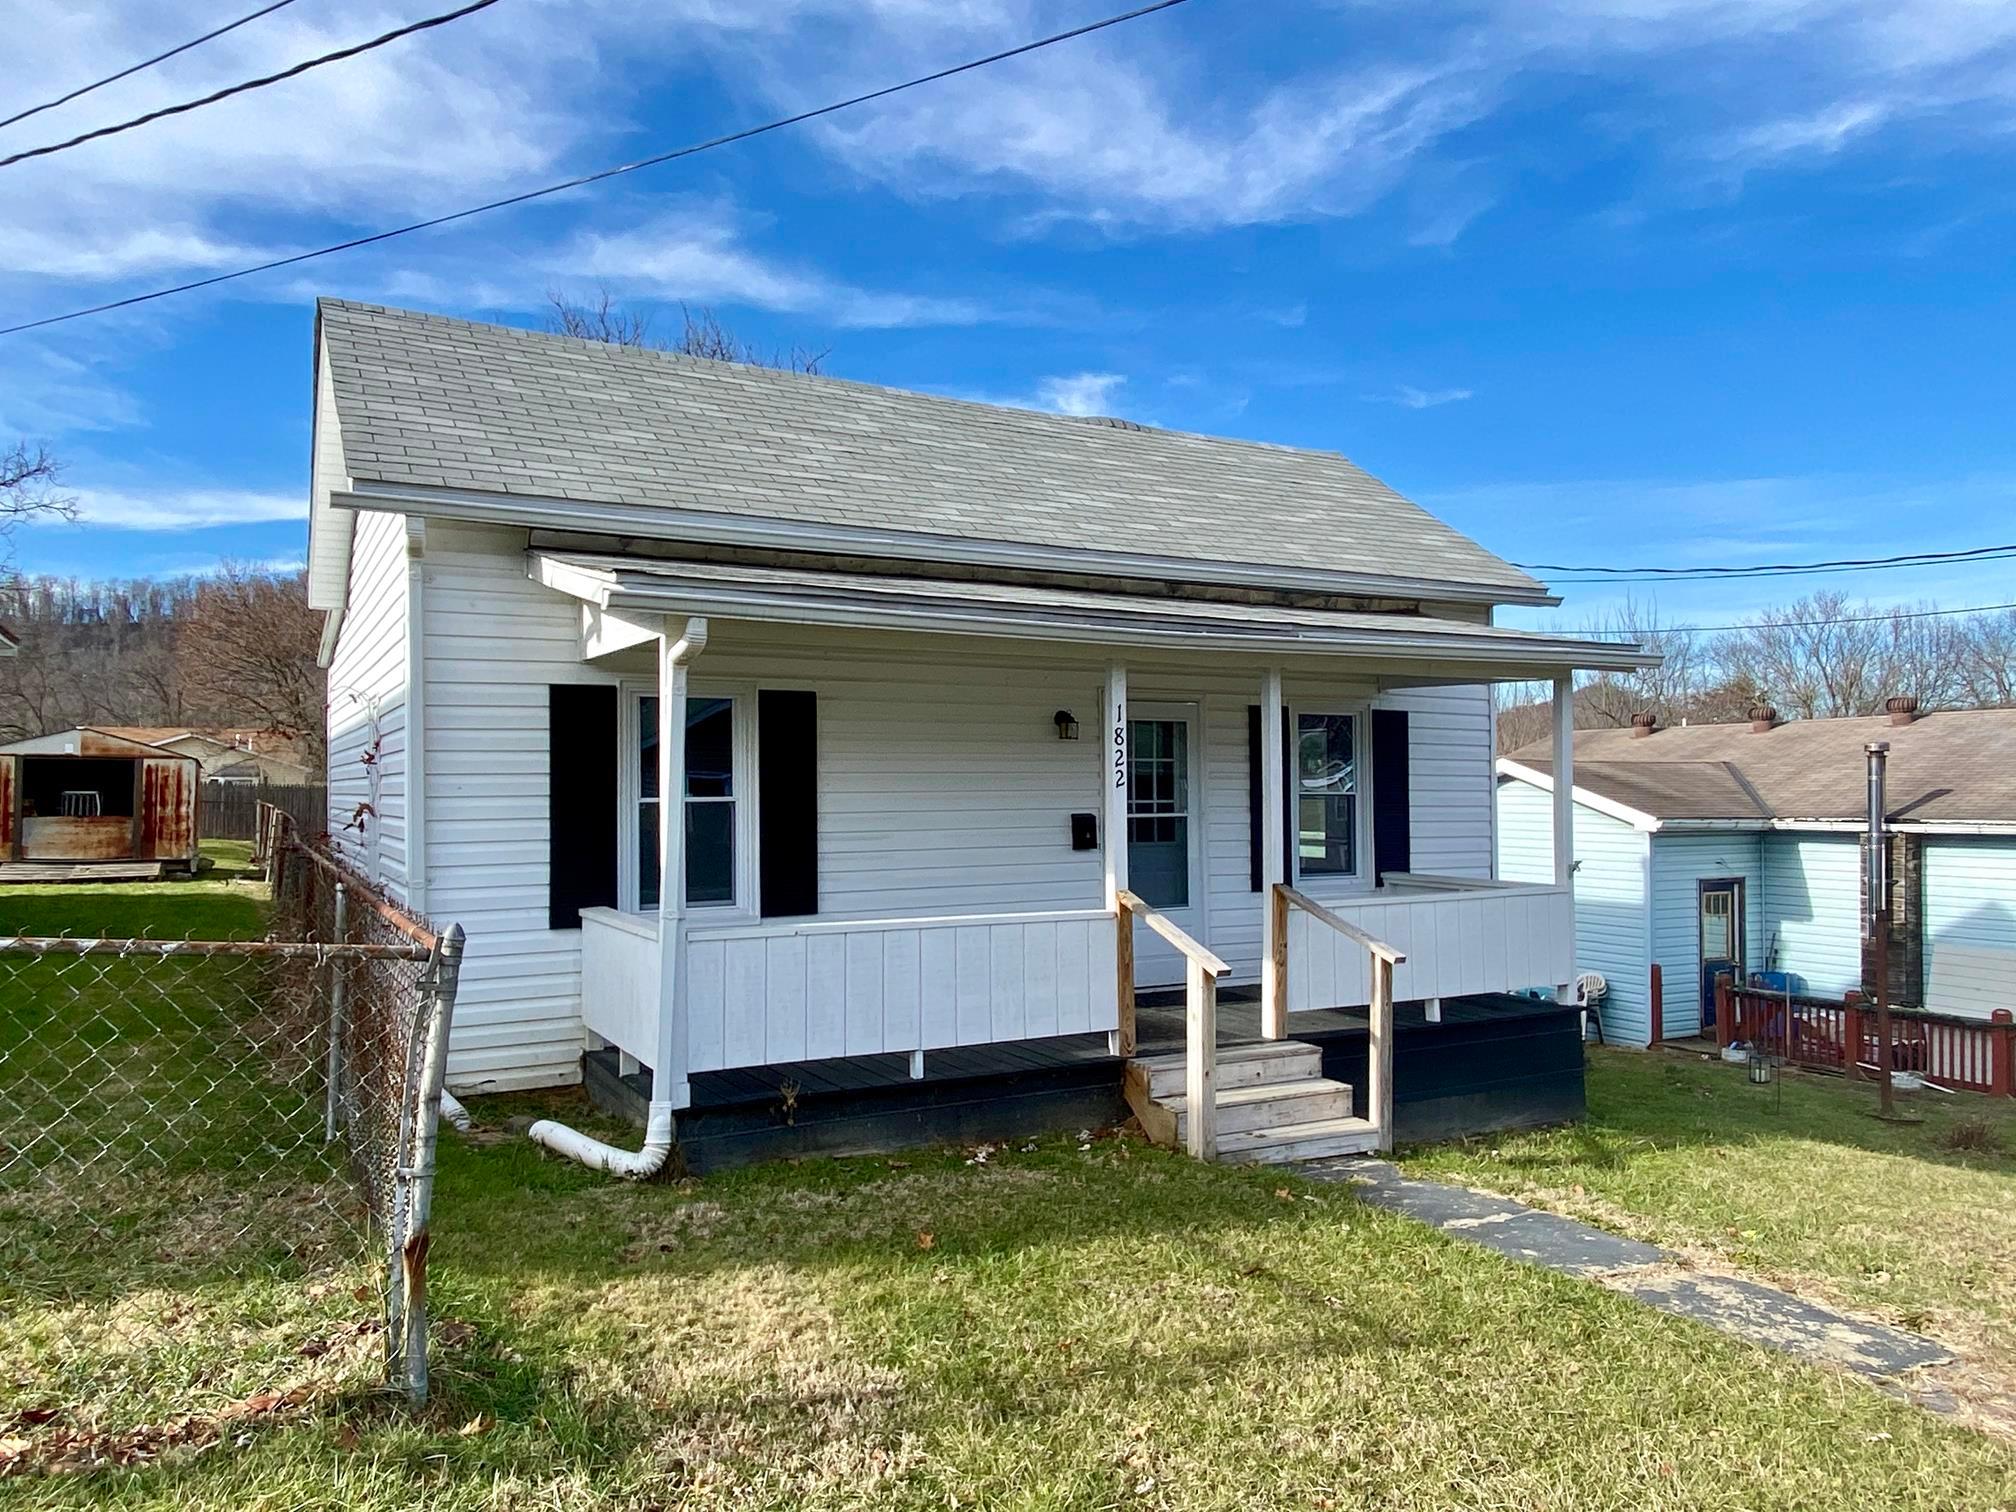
[523,549,1614,1171]
[582,988,1584,1172]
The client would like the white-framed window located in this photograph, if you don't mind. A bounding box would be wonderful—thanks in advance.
[619,680,757,915]
[1291,704,1370,884]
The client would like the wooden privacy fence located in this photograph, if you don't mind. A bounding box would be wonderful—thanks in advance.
[1717,980,2016,1097]
[202,781,325,841]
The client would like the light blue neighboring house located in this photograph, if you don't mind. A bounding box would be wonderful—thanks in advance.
[1496,703,2016,1046]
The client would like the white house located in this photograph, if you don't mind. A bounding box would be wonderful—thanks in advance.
[1498,702,2016,1045]
[309,300,1646,1169]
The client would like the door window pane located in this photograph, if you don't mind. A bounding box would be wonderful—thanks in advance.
[1296,713,1357,876]
[1127,718,1190,908]
[1701,891,1733,959]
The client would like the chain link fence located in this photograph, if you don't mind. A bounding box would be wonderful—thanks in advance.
[0,808,463,1409]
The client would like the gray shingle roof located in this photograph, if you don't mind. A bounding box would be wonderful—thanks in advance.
[1507,708,2016,824]
[316,299,1547,600]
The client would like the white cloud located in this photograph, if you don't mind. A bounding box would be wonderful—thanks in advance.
[1719,100,1892,164]
[1034,372,1126,417]
[562,213,992,328]
[1375,384,1474,409]
[64,487,305,531]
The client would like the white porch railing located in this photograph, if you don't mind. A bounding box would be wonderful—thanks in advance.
[1278,877,1573,1013]
[581,906,1120,1075]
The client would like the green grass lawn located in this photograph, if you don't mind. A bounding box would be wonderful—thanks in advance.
[1407,1048,2016,1426]
[6,873,2015,1506]
[0,841,362,1302]
[8,1117,2016,1508]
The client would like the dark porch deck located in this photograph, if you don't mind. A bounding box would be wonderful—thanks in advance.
[584,991,1584,1173]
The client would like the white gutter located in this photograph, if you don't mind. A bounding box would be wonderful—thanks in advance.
[529,615,709,1179]
[334,480,1563,608]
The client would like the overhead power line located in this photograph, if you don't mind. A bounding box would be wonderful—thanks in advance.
[1521,541,2016,586]
[0,0,1192,337]
[0,0,505,171]
[0,0,303,132]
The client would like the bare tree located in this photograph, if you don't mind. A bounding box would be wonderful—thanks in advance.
[1958,607,2016,707]
[1,442,76,561]
[1713,591,1966,717]
[545,284,828,373]
[176,564,326,771]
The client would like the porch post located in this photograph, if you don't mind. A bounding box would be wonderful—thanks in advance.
[1552,672,1577,1006]
[1105,662,1132,1055]
[653,616,709,1111]
[1259,665,1287,1038]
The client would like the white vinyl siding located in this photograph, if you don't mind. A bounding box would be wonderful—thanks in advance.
[1650,832,1765,1039]
[1923,838,2016,1019]
[324,506,409,899]
[1395,684,1497,879]
[1495,779,1651,1041]
[421,522,613,1094]
[1760,832,1862,998]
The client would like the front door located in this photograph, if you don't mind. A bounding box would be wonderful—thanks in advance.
[1127,703,1205,988]
[1698,878,1744,1028]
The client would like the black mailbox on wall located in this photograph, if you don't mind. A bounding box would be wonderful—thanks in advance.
[1070,812,1099,851]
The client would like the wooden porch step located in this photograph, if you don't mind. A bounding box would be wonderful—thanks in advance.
[1163,1076,1353,1140]
[1215,1114,1382,1165]
[1129,1040,1321,1101]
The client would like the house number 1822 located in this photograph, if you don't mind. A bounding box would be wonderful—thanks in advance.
[1112,703,1127,789]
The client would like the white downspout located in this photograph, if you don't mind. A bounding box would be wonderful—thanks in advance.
[531,614,708,1179]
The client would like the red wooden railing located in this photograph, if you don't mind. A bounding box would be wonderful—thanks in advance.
[1717,979,2015,1097]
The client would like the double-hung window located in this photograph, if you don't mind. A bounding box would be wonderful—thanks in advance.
[632,691,740,911]
[1294,710,1361,880]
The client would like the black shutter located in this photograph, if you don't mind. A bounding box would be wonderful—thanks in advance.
[1372,708,1411,882]
[758,690,819,918]
[1248,704,1297,891]
[549,683,618,930]
[1247,705,1263,891]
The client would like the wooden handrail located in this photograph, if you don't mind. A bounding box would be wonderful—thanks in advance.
[1117,889,1231,977]
[1275,885,1406,966]
[1115,888,1221,1158]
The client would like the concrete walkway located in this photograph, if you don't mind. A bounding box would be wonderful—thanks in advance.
[1306,1158,1954,1394]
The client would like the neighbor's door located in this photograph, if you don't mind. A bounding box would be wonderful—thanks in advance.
[1127,703,1206,989]
[1698,878,1744,1028]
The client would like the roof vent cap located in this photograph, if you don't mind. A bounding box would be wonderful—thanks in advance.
[1886,695,1920,726]
[1748,704,1780,733]
[1629,711,1659,738]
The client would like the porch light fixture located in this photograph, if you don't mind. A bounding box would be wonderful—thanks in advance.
[1053,710,1080,741]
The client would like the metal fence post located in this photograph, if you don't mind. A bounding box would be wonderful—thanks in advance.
[323,882,349,1144]
[397,923,464,1406]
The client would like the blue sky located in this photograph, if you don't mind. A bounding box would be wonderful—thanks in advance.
[4,0,2015,635]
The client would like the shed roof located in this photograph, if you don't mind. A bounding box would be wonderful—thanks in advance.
[1506,708,2016,825]
[0,727,200,760]
[315,299,1551,605]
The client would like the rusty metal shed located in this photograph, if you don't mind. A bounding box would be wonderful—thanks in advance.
[0,727,200,878]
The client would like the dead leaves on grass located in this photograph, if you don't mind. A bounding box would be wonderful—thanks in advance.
[0,1383,321,1479]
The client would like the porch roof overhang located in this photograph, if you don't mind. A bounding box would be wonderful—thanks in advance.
[531,550,1655,678]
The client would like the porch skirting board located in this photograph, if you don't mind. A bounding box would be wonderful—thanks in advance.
[577,992,1584,1172]
[582,1039,1126,1175]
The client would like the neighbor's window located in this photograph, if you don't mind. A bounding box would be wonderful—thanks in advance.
[1295,712,1358,877]
[637,694,736,909]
